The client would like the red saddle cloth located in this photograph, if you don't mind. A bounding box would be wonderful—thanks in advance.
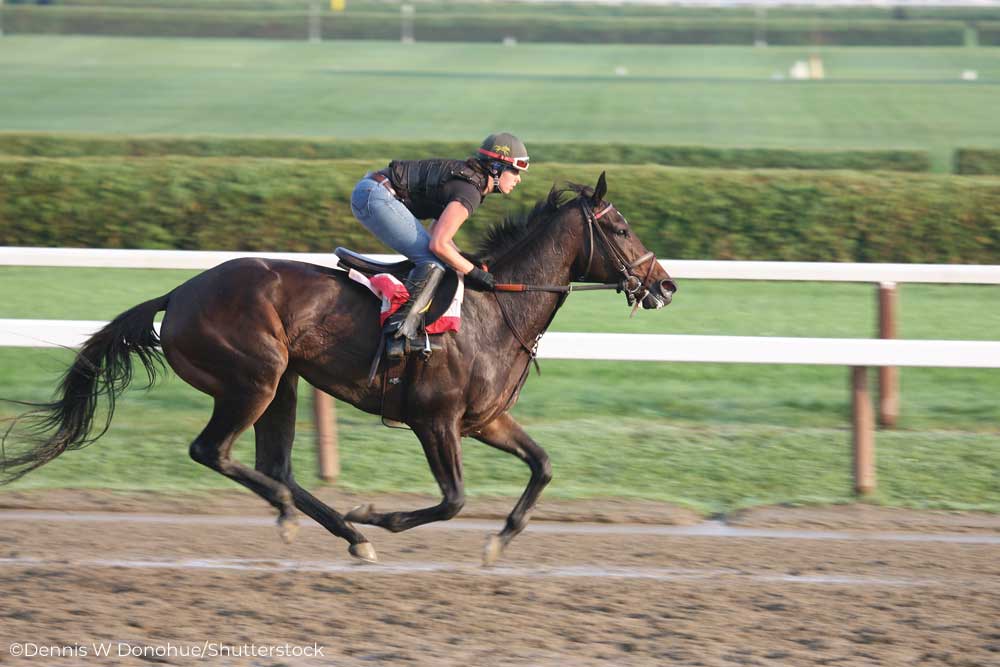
[347,269,463,334]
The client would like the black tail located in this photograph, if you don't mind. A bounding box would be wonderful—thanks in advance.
[0,292,171,484]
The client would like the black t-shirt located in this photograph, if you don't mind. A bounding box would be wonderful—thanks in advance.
[382,159,487,220]
[425,179,483,219]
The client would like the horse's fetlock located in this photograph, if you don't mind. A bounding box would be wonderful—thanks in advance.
[441,494,465,520]
[537,457,553,485]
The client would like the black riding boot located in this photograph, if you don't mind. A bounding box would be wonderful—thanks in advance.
[384,263,445,359]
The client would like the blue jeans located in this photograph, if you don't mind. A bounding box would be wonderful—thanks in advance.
[350,176,444,268]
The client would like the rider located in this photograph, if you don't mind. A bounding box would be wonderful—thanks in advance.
[350,132,529,358]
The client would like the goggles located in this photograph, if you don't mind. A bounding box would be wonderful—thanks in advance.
[478,148,529,172]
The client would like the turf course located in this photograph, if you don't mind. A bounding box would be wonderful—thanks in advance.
[2,36,999,171]
[1,267,997,513]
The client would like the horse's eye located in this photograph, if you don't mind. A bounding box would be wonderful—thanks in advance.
[616,229,629,237]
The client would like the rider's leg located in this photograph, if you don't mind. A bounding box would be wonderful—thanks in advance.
[351,176,446,357]
[350,176,442,268]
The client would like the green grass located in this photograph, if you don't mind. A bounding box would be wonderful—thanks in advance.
[1,267,997,513]
[1,36,999,171]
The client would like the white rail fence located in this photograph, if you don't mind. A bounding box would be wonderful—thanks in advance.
[4,321,999,368]
[2,247,999,495]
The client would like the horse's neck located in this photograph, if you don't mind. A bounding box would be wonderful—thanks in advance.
[488,214,582,343]
[493,213,581,287]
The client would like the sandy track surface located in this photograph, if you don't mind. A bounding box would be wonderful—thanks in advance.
[0,492,997,667]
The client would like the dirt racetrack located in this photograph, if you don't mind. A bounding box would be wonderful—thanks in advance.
[0,490,998,667]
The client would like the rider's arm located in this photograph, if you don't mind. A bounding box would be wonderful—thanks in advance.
[429,201,476,274]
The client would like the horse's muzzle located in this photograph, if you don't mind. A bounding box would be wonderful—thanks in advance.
[641,279,676,310]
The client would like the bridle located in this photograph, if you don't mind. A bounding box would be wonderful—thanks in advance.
[577,199,661,310]
[496,198,669,309]
[490,197,674,367]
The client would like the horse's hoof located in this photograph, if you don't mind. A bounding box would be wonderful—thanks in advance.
[482,533,504,567]
[349,542,378,564]
[278,515,299,544]
[345,503,374,523]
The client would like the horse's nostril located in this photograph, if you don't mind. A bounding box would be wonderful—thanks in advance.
[659,280,677,296]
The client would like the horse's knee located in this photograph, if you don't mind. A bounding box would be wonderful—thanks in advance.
[189,440,220,468]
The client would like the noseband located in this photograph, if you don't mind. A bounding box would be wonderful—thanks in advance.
[578,199,659,308]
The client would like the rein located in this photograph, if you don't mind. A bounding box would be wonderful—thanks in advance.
[494,283,616,293]
[495,199,657,302]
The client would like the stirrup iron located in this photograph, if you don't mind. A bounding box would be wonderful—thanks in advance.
[383,263,445,358]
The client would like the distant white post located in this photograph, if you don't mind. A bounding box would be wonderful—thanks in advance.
[401,4,414,44]
[309,2,321,43]
[754,5,766,47]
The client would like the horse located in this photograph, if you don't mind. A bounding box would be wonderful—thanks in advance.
[1,172,676,565]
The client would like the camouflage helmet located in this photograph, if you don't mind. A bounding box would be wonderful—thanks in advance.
[476,132,529,171]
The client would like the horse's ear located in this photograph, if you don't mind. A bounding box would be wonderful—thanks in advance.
[593,171,607,203]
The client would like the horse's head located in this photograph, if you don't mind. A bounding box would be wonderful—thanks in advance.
[574,172,677,310]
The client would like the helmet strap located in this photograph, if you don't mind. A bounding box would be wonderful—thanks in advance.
[489,161,506,193]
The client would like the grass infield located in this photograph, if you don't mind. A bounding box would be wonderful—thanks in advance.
[1,36,999,171]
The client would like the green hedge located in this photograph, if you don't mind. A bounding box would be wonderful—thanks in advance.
[954,149,1000,175]
[0,6,353,40]
[0,133,932,173]
[2,157,997,263]
[418,16,964,47]
[0,6,966,46]
[755,19,963,46]
[977,22,1000,46]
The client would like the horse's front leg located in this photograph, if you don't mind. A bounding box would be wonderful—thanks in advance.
[472,412,552,566]
[345,419,465,533]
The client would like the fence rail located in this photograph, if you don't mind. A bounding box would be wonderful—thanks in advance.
[2,248,998,495]
[4,320,999,368]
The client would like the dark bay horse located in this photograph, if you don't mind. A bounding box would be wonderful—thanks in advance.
[1,173,675,565]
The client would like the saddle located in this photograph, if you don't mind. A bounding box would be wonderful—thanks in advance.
[335,248,462,430]
[334,248,460,329]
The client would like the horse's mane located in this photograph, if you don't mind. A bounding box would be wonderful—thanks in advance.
[472,183,593,267]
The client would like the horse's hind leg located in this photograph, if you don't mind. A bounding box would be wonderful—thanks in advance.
[188,393,298,534]
[473,413,552,566]
[252,371,376,562]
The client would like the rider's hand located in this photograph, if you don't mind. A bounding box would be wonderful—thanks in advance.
[465,267,496,292]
